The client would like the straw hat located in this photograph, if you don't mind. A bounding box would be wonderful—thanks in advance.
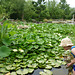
[59,37,73,47]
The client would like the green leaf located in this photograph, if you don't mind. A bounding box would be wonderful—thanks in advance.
[37,39,44,44]
[62,61,66,65]
[54,63,61,68]
[0,68,9,73]
[16,69,28,75]
[12,63,20,67]
[14,59,22,63]
[28,45,34,50]
[0,46,11,58]
[45,65,52,69]
[44,69,53,75]
[0,64,4,68]
[5,65,15,70]
[39,71,46,75]
[28,69,34,73]
[27,63,38,68]
[16,55,24,58]
[2,38,11,46]
[34,45,39,49]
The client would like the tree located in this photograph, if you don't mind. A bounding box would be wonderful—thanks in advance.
[0,0,25,20]
[59,0,70,19]
[24,0,36,21]
[32,0,48,21]
[9,0,25,20]
[47,0,63,19]
[0,0,10,19]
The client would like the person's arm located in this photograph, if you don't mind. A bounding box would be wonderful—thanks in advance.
[67,58,75,67]
[67,48,75,67]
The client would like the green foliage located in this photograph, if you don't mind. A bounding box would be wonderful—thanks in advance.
[0,21,11,46]
[0,20,16,58]
[9,0,25,19]
[59,0,70,19]
[0,22,75,74]
[47,0,58,19]
[0,46,11,58]
[0,0,74,20]
[32,0,49,21]
[24,0,36,21]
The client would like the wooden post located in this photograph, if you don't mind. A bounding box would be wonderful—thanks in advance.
[73,14,75,24]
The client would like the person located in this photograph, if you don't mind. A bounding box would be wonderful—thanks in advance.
[59,37,75,75]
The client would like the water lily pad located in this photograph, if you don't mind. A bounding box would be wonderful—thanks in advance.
[39,69,53,75]
[48,59,55,62]
[39,71,46,75]
[36,57,41,60]
[45,65,52,69]
[12,63,20,67]
[44,55,49,58]
[54,63,61,68]
[37,39,44,45]
[0,46,11,58]
[62,61,66,65]
[0,64,4,68]
[27,63,38,68]
[51,63,55,66]
[34,45,39,49]
[5,63,11,65]
[39,71,44,75]
[21,65,26,68]
[5,65,15,70]
[23,59,27,62]
[46,61,51,64]
[20,62,26,65]
[55,56,60,59]
[28,69,34,73]
[27,60,33,64]
[16,55,24,58]
[14,59,21,63]
[44,69,53,75]
[38,60,45,64]
[39,64,46,68]
[57,60,62,64]
[16,69,28,75]
[15,67,21,70]
[0,68,9,73]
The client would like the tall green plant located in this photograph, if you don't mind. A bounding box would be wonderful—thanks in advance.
[0,22,10,46]
[0,20,11,58]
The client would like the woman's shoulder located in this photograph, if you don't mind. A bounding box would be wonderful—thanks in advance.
[71,46,75,50]
[71,46,75,55]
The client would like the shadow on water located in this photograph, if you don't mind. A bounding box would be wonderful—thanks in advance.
[28,65,70,75]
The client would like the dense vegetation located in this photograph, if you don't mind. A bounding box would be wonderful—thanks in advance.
[0,0,75,21]
[0,20,75,74]
[0,0,75,74]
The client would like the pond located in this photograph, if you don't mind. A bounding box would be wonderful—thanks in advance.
[27,65,70,75]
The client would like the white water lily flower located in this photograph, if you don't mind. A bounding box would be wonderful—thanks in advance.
[60,36,62,38]
[48,44,52,46]
[13,49,18,52]
[19,49,24,52]
[58,33,61,36]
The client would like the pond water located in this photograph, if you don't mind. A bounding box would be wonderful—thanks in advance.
[27,56,73,75]
[27,65,70,75]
